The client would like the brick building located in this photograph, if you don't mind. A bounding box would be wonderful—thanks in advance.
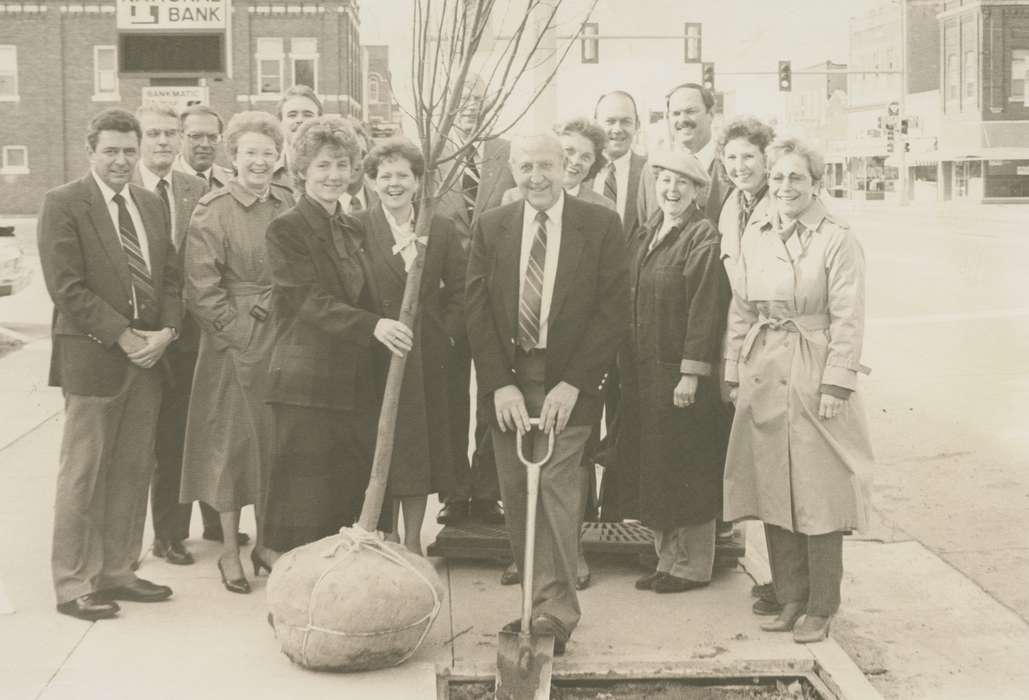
[0,0,363,215]
[363,44,400,139]
[938,0,1029,201]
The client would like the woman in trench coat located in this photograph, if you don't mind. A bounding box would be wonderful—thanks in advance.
[723,136,874,643]
[621,151,731,594]
[355,137,466,555]
[180,112,295,594]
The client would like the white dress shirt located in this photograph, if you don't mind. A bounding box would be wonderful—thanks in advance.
[592,149,631,222]
[137,162,176,246]
[693,139,716,173]
[173,154,217,185]
[93,172,151,318]
[518,191,564,349]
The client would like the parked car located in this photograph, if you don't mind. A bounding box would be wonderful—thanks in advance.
[0,225,30,297]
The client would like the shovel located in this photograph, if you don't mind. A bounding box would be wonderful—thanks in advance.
[495,418,557,700]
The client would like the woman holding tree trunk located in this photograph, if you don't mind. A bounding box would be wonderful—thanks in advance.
[356,137,467,555]
[261,117,397,560]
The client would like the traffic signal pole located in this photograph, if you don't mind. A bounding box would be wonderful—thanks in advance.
[898,1,910,206]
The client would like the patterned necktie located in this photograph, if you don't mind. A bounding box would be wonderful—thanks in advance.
[112,193,155,319]
[518,210,548,352]
[462,152,480,222]
[156,178,171,219]
[603,161,618,205]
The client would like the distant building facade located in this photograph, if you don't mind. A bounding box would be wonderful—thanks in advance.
[363,44,400,139]
[0,1,363,215]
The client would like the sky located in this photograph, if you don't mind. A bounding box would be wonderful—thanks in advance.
[360,0,890,133]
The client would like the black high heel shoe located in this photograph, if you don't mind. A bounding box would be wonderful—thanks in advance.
[217,557,251,595]
[250,548,272,576]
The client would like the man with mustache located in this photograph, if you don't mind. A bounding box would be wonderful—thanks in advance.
[637,82,731,224]
[39,108,182,620]
[131,104,207,567]
[436,75,515,527]
[465,133,628,653]
[174,104,231,190]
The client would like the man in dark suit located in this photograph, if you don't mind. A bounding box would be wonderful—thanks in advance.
[589,90,648,237]
[465,133,628,653]
[173,103,232,190]
[340,119,380,215]
[637,82,732,225]
[436,76,516,526]
[133,103,207,566]
[38,108,182,620]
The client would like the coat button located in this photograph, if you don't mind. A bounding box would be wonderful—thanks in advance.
[780,379,787,385]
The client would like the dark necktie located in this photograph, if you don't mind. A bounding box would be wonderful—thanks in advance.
[156,178,171,219]
[462,153,480,222]
[518,210,548,352]
[603,161,618,205]
[112,193,155,319]
[349,194,363,213]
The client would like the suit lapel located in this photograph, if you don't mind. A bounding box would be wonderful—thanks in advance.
[498,203,523,339]
[368,204,406,284]
[85,176,133,298]
[549,198,585,324]
[300,199,367,304]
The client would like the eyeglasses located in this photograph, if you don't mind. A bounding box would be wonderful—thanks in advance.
[186,131,222,145]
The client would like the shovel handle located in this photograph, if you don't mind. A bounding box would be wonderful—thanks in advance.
[515,418,556,469]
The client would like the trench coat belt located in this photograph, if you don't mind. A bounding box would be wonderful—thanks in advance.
[740,313,831,363]
[224,281,271,297]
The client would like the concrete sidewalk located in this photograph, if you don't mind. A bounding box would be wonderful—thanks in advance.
[2,316,1028,697]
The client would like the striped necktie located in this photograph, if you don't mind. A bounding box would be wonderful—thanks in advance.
[462,153,480,221]
[603,161,618,204]
[112,193,155,319]
[518,210,548,352]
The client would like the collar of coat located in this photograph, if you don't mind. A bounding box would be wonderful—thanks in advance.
[757,196,830,234]
[224,178,291,208]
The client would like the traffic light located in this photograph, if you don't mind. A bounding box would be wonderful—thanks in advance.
[900,118,909,135]
[702,62,715,91]
[886,141,895,153]
[684,23,702,63]
[778,60,792,92]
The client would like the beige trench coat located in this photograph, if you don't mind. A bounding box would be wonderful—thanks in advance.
[722,198,873,535]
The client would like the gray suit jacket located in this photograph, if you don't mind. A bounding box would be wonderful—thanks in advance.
[131,167,207,250]
[436,137,516,248]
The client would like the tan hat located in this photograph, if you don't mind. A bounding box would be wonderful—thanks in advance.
[649,150,711,188]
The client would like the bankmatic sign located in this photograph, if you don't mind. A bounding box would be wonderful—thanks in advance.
[116,0,229,32]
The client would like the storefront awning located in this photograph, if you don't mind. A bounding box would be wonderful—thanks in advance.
[885,152,941,167]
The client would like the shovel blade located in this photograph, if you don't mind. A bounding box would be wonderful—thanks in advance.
[495,630,554,700]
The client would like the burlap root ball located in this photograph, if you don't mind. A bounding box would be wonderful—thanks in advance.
[267,530,444,672]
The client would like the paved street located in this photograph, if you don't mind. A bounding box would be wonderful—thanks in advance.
[2,199,1028,698]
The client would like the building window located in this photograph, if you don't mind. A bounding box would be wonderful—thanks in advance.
[290,38,318,90]
[0,46,17,100]
[1012,49,1029,102]
[963,50,977,101]
[93,46,119,101]
[368,74,381,104]
[257,38,284,95]
[946,53,959,102]
[1,145,28,174]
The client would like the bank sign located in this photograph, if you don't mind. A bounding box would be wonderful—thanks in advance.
[116,0,228,31]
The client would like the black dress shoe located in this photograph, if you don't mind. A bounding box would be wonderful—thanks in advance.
[153,539,194,566]
[436,500,469,525]
[752,597,784,616]
[202,529,251,545]
[470,500,505,524]
[500,563,521,586]
[500,618,567,656]
[97,578,173,603]
[56,594,120,621]
[652,574,709,593]
[751,582,776,599]
[635,571,666,590]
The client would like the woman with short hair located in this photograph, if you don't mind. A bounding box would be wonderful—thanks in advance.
[723,137,874,643]
[355,137,466,554]
[261,117,399,560]
[180,111,294,594]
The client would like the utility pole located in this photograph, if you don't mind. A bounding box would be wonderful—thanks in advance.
[898,0,910,206]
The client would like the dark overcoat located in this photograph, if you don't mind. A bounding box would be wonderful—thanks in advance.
[355,204,466,497]
[620,204,731,530]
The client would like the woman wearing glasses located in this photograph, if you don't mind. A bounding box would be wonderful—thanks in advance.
[723,137,874,643]
[180,111,295,595]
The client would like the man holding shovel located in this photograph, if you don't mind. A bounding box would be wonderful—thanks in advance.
[465,133,628,655]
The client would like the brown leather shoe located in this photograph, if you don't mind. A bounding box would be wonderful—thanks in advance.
[97,578,173,603]
[56,594,119,621]
[153,539,194,566]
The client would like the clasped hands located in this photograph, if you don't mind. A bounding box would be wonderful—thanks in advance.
[118,327,175,369]
[494,381,579,435]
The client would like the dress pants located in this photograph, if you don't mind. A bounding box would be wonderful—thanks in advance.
[150,349,219,541]
[52,365,162,604]
[764,524,843,617]
[446,344,500,503]
[492,351,589,640]
[652,518,716,582]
